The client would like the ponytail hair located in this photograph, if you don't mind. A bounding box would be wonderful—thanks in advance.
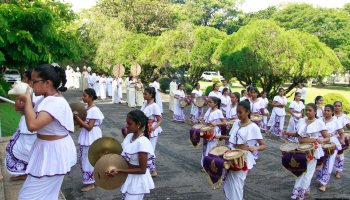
[315,96,323,104]
[306,103,317,118]
[34,64,67,92]
[209,96,221,109]
[127,110,150,139]
[238,100,251,118]
[144,87,157,103]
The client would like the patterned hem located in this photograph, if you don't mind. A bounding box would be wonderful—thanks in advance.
[173,113,185,121]
[334,156,344,172]
[271,115,282,136]
[292,187,306,199]
[316,157,330,185]
[82,171,95,184]
[6,131,28,173]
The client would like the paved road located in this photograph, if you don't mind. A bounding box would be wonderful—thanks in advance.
[61,90,350,200]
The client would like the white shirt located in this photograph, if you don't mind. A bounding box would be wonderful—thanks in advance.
[272,95,288,116]
[296,87,306,100]
[170,81,177,96]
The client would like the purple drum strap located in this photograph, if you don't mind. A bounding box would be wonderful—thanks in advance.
[282,152,308,177]
[189,128,201,147]
[220,125,228,136]
[203,155,226,188]
[338,137,349,155]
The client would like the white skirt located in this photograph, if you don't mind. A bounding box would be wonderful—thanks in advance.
[120,168,155,195]
[26,135,77,177]
[78,127,102,146]
[18,175,64,200]
[223,170,247,200]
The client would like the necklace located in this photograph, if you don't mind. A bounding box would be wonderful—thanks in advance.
[323,118,333,123]
[306,118,316,125]
[239,120,251,127]
[131,133,144,143]
[87,104,95,110]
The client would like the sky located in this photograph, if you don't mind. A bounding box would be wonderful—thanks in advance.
[62,0,350,12]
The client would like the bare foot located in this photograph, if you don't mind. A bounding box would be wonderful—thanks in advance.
[319,185,326,192]
[10,174,27,181]
[151,171,158,177]
[81,184,95,192]
[335,171,341,179]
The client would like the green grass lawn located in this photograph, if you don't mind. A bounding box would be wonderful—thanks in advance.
[0,102,21,137]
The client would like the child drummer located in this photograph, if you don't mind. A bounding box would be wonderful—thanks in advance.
[217,101,266,200]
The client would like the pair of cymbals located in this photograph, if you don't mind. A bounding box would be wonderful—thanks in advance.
[88,137,127,190]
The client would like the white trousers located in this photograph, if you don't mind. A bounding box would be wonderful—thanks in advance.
[123,193,144,200]
[19,175,64,200]
[223,170,247,200]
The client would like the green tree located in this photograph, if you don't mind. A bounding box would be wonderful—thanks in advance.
[214,20,342,98]
[0,0,82,68]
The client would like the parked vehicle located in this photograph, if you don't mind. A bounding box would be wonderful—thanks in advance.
[200,71,224,81]
[4,69,21,83]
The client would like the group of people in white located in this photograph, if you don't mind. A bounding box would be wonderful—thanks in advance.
[4,64,350,200]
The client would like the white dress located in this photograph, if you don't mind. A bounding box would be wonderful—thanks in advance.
[189,89,203,123]
[226,104,237,120]
[286,101,305,142]
[333,113,350,172]
[87,73,95,89]
[136,82,144,107]
[219,86,230,93]
[173,90,185,122]
[169,81,177,111]
[315,118,342,186]
[268,95,287,136]
[112,78,123,103]
[82,71,89,91]
[6,115,37,175]
[74,71,81,89]
[221,95,231,117]
[18,96,76,200]
[128,81,136,107]
[208,91,223,99]
[107,77,113,97]
[99,77,107,99]
[258,97,269,126]
[201,108,224,166]
[94,75,100,97]
[291,118,326,199]
[151,81,163,113]
[78,106,104,184]
[223,121,263,200]
[296,88,306,101]
[316,106,324,118]
[120,133,155,199]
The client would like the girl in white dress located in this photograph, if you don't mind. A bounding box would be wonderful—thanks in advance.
[107,75,113,97]
[6,71,37,181]
[17,64,76,200]
[240,89,248,102]
[173,84,186,122]
[189,83,204,123]
[218,100,266,200]
[74,88,104,192]
[94,74,100,98]
[128,76,136,108]
[112,77,123,104]
[201,96,226,167]
[258,91,269,129]
[99,74,107,100]
[268,88,288,136]
[136,78,144,107]
[283,103,329,200]
[286,92,305,142]
[226,92,240,121]
[106,110,155,200]
[249,87,266,129]
[333,101,350,179]
[151,77,163,113]
[221,88,231,117]
[208,83,223,99]
[141,87,162,177]
[315,96,324,118]
[315,104,344,192]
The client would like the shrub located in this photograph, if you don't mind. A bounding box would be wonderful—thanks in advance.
[0,85,6,97]
[204,85,213,96]
[0,80,11,97]
[212,77,221,83]
[323,93,350,114]
[184,83,192,95]
[159,77,171,93]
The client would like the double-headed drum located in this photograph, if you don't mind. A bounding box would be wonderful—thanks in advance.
[322,142,336,156]
[223,149,245,170]
[200,125,215,140]
[209,146,230,169]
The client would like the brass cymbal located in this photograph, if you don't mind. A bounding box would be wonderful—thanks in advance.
[69,102,87,125]
[94,154,128,190]
[88,137,123,166]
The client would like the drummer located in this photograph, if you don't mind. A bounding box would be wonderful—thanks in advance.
[248,87,266,129]
[173,83,186,122]
[315,104,344,192]
[282,103,329,200]
[208,83,223,99]
[217,100,266,200]
[258,91,269,130]
[141,87,163,177]
[74,88,104,192]
[268,87,287,136]
[226,92,240,122]
[315,96,324,118]
[201,96,226,167]
[189,83,204,123]
[105,110,155,200]
[333,101,350,179]
[286,92,305,142]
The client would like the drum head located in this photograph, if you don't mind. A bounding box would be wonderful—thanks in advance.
[297,143,314,151]
[209,146,229,157]
[94,154,128,190]
[280,143,298,152]
[251,114,262,121]
[179,99,187,107]
[192,123,205,129]
[200,125,214,132]
[322,143,335,148]
[223,150,244,160]
[113,64,125,77]
[194,97,205,107]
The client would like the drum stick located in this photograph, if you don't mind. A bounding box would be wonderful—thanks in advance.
[0,96,15,104]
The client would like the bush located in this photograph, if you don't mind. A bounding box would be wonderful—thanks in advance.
[0,80,11,97]
[212,77,221,83]
[159,77,171,93]
[185,83,192,95]
[323,93,350,114]
[204,85,213,96]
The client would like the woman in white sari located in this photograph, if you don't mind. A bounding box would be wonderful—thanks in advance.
[135,78,144,107]
[151,77,163,114]
[127,76,136,108]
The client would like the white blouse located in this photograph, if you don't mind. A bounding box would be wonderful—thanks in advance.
[289,101,305,113]
[272,95,288,116]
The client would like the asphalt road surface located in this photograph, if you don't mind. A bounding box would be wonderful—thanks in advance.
[61,90,350,200]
